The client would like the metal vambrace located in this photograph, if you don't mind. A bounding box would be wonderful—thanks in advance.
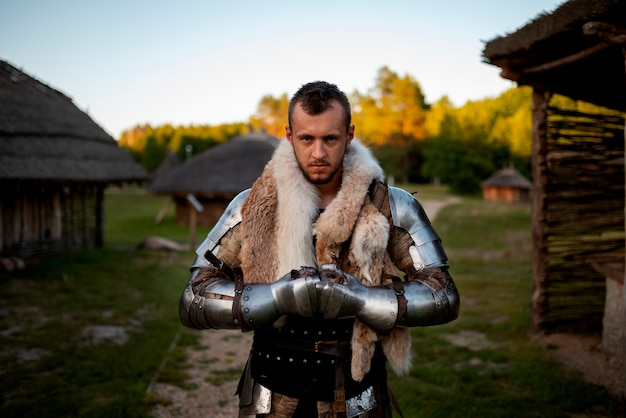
[399,271,460,327]
[179,268,242,330]
[179,266,320,331]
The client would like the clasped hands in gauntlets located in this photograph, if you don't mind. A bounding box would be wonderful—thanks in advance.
[240,265,399,333]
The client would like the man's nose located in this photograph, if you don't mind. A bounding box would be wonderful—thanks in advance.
[312,140,326,160]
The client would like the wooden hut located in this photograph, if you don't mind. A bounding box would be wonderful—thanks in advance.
[0,60,148,259]
[149,132,279,227]
[481,167,533,203]
[483,0,626,382]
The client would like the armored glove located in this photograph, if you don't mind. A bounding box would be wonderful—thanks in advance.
[316,265,399,334]
[180,265,321,330]
[315,264,460,333]
[238,267,321,328]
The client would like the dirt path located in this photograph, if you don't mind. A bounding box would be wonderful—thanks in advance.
[148,198,461,418]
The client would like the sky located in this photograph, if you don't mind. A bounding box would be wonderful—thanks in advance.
[1,0,565,138]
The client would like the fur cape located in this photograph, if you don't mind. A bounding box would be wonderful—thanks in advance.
[239,139,411,381]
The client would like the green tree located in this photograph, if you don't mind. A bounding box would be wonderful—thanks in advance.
[353,66,429,183]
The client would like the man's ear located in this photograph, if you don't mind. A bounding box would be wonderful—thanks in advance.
[347,124,355,144]
[285,125,293,144]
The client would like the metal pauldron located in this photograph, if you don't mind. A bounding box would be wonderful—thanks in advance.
[388,186,448,269]
[195,189,249,259]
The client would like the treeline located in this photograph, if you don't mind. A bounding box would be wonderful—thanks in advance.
[119,66,535,194]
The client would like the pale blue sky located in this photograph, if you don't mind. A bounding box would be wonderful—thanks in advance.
[1,0,564,138]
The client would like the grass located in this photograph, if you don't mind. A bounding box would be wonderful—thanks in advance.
[0,185,622,417]
[389,195,621,417]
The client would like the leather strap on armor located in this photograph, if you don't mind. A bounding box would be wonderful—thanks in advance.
[232,267,247,331]
[389,275,408,327]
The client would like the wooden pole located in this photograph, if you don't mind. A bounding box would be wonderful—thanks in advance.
[189,206,197,251]
[530,87,551,333]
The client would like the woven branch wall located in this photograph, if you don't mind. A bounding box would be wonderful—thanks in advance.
[535,106,625,332]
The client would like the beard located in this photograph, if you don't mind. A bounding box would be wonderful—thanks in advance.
[297,159,343,185]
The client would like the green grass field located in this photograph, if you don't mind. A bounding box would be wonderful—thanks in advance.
[0,185,622,417]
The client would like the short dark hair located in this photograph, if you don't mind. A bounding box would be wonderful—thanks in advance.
[288,81,352,133]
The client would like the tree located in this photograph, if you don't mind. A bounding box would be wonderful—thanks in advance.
[249,93,289,138]
[353,66,429,182]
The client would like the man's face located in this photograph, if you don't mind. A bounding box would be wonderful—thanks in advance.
[285,100,354,187]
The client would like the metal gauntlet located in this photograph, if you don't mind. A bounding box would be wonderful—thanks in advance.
[238,267,320,329]
[179,261,321,331]
[316,267,399,334]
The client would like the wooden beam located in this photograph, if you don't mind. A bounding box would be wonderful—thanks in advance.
[523,43,611,74]
[583,21,626,46]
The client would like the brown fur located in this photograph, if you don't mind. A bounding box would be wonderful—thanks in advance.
[238,139,412,381]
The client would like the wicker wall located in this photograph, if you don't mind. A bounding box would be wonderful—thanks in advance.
[531,98,625,332]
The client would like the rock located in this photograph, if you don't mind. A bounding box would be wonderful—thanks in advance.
[138,236,183,251]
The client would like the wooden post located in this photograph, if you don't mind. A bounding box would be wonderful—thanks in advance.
[189,206,197,251]
[186,194,203,251]
[621,48,626,397]
[530,87,551,333]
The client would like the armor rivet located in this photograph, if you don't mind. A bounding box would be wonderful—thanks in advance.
[289,358,293,362]
[332,330,336,335]
[244,296,249,301]
[246,286,252,291]
[331,359,335,364]
[304,330,308,335]
[318,331,322,335]
[244,308,250,313]
[317,360,321,364]
[389,312,394,316]
[277,356,281,361]
[303,359,307,363]
[266,354,270,358]
[234,319,239,324]
[249,319,253,323]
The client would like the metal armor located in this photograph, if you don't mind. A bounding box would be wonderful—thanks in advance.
[179,190,322,330]
[179,185,459,333]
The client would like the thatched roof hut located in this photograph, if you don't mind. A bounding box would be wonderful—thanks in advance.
[0,60,148,260]
[483,0,626,111]
[149,132,279,226]
[483,0,626,388]
[481,167,533,203]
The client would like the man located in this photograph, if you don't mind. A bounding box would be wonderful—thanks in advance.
[179,81,460,417]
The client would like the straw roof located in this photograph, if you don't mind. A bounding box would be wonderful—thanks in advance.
[149,132,279,197]
[0,60,148,183]
[482,0,626,111]
[481,167,533,189]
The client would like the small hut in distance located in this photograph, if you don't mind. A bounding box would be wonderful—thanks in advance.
[149,132,279,227]
[481,167,533,203]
